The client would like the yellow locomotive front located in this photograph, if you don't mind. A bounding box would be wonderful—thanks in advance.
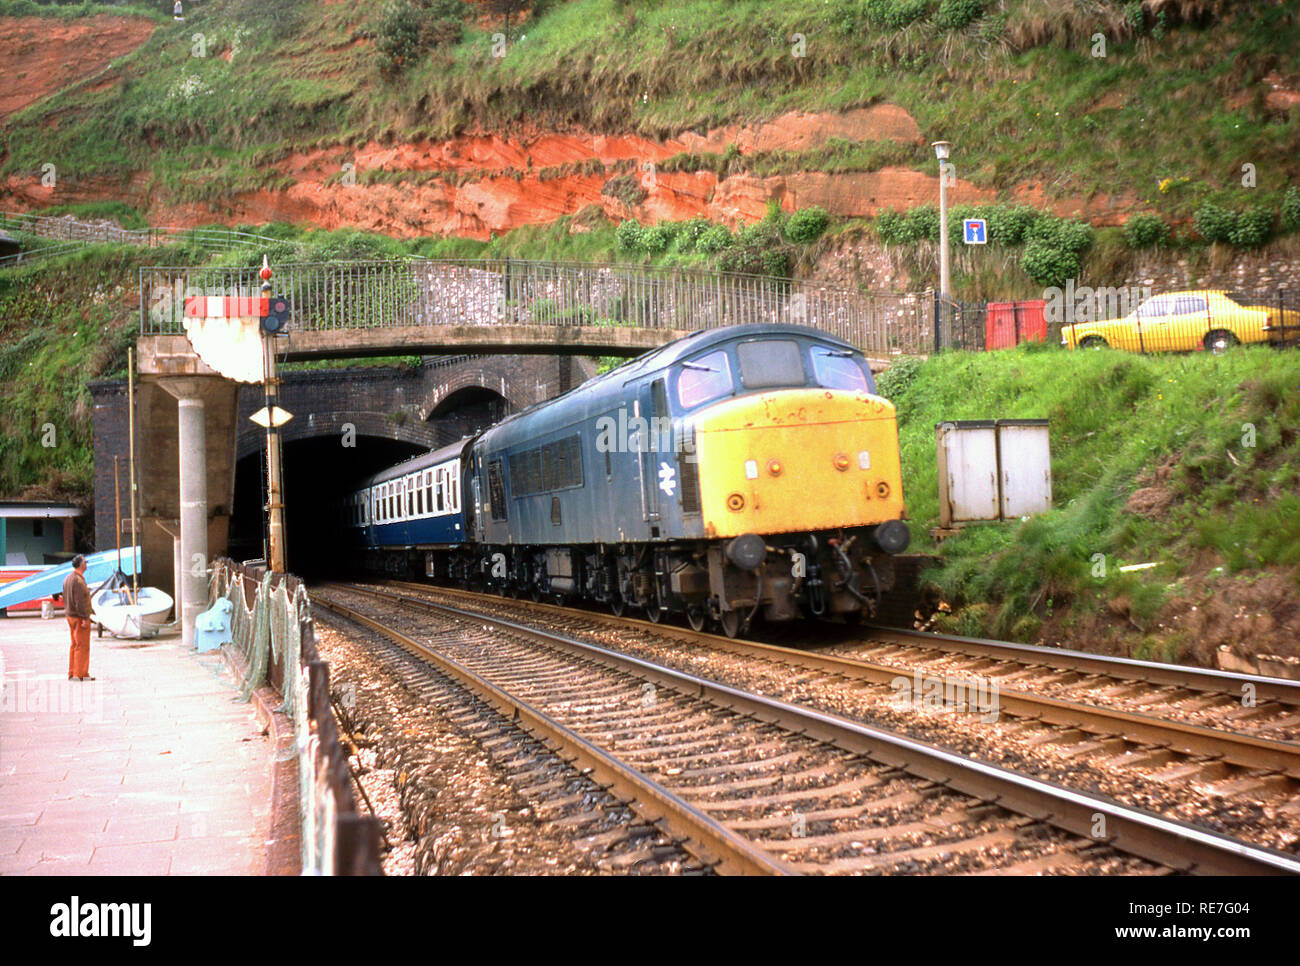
[667,334,910,636]
[692,387,907,539]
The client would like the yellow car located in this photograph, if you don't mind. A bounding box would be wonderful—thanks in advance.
[1060,290,1300,353]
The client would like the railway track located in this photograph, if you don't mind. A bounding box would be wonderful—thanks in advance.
[313,581,1300,876]
[367,580,1300,852]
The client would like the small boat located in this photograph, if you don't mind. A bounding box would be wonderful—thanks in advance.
[0,547,141,612]
[91,573,173,639]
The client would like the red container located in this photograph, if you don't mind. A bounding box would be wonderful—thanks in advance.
[986,300,1047,350]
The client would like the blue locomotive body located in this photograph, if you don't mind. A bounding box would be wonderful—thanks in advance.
[348,324,910,634]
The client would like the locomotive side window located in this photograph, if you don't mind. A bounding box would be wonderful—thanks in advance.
[677,350,732,408]
[737,339,805,389]
[811,345,872,393]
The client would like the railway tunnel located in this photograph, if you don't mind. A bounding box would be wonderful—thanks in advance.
[93,351,592,598]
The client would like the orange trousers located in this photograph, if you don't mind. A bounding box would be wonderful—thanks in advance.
[67,616,91,678]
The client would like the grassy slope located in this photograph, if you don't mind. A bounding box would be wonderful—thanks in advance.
[1,0,1297,215]
[877,344,1300,663]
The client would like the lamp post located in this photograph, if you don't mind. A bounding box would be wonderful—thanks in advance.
[932,141,952,301]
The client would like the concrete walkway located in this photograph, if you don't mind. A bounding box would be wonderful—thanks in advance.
[0,614,272,875]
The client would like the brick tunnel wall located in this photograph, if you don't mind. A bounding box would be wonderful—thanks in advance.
[88,354,594,551]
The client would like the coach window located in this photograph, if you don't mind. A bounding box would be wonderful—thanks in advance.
[425,471,434,514]
[677,350,733,408]
[811,345,873,393]
[436,469,445,512]
[737,339,806,389]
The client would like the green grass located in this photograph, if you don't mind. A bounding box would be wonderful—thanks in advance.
[0,241,213,500]
[2,0,1296,219]
[876,342,1300,652]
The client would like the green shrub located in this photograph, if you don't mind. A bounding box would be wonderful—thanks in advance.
[1021,237,1082,288]
[1194,202,1236,243]
[1230,206,1274,248]
[903,206,941,242]
[375,0,467,71]
[1027,216,1093,253]
[641,223,674,255]
[933,0,984,29]
[785,206,831,244]
[1122,213,1171,249]
[675,218,711,251]
[615,219,645,252]
[865,0,934,29]
[876,209,907,245]
[696,224,733,254]
[1281,186,1300,235]
[986,205,1039,245]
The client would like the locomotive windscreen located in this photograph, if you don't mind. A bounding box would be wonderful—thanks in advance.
[736,339,805,389]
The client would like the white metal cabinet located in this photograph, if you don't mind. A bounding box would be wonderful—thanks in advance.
[996,419,1052,518]
[936,421,999,527]
[936,419,1051,527]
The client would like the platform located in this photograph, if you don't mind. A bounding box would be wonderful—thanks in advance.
[0,613,272,875]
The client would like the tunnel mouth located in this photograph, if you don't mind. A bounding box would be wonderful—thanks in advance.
[231,435,424,578]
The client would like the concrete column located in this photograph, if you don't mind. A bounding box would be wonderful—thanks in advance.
[177,395,208,648]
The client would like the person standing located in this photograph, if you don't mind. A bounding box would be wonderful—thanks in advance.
[63,555,94,681]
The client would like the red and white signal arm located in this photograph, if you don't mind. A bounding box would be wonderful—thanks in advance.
[181,294,269,384]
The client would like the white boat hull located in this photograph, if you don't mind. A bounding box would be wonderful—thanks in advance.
[92,586,173,639]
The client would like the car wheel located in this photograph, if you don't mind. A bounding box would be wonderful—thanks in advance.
[1079,336,1108,350]
[1205,330,1238,354]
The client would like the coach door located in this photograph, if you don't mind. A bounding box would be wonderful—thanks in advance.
[637,378,669,528]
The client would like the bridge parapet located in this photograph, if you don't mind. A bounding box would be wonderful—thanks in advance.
[141,258,933,359]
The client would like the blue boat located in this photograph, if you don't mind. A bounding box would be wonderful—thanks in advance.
[0,547,141,611]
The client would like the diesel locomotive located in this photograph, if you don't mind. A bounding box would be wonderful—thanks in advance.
[341,323,910,636]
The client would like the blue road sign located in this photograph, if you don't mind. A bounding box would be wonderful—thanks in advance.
[963,219,987,245]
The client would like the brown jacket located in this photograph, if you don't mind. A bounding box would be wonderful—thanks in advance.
[62,570,91,620]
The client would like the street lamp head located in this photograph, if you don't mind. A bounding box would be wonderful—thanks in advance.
[931,140,951,161]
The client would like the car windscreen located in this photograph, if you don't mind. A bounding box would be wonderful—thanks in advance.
[811,345,872,393]
[676,350,733,408]
[736,339,806,389]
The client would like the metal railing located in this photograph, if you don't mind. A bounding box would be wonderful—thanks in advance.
[214,559,383,876]
[0,210,283,267]
[140,259,936,357]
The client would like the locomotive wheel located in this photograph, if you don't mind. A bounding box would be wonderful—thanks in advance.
[610,595,626,618]
[646,602,664,623]
[686,606,706,632]
[718,610,743,639]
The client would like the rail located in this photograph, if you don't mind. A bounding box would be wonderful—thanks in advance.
[213,559,383,876]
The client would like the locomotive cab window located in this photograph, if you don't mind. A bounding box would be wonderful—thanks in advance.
[737,339,806,389]
[676,350,733,408]
[811,345,873,393]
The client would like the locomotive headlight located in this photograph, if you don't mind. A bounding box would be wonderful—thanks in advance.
[768,459,783,476]
[833,453,850,471]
